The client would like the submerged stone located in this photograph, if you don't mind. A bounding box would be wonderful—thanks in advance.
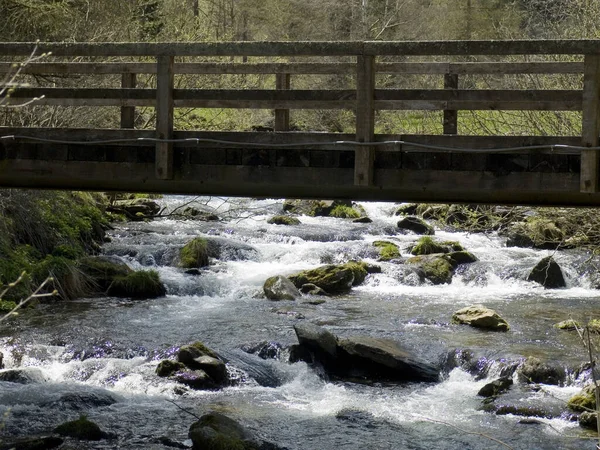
[54,416,107,441]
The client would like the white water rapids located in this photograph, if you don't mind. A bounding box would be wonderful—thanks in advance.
[0,197,599,449]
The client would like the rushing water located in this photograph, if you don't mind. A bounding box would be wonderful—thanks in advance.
[1,197,600,449]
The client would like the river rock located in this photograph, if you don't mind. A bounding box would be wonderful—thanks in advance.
[187,355,228,384]
[478,377,513,398]
[451,305,510,331]
[517,357,565,385]
[107,269,167,299]
[241,341,283,360]
[554,319,581,331]
[337,336,440,382]
[397,216,434,235]
[0,436,63,450]
[54,416,108,441]
[170,342,228,389]
[294,322,338,359]
[156,360,186,377]
[567,384,597,412]
[299,283,327,296]
[406,255,454,285]
[293,323,439,383]
[0,367,48,384]
[189,412,284,450]
[174,368,217,390]
[446,251,478,265]
[263,275,301,301]
[353,216,372,224]
[78,256,133,292]
[579,411,598,431]
[178,237,210,268]
[288,264,355,295]
[527,256,566,289]
[267,215,301,225]
[395,204,419,216]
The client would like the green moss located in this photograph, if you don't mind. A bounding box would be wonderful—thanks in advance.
[588,319,600,333]
[108,270,166,300]
[343,261,368,286]
[554,319,581,331]
[189,341,218,359]
[267,215,301,225]
[329,205,360,219]
[410,236,449,255]
[373,241,401,261]
[156,359,186,377]
[407,255,454,285]
[179,237,209,268]
[0,300,17,313]
[568,385,597,412]
[54,416,106,441]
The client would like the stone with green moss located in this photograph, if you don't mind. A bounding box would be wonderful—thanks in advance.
[373,241,401,261]
[288,264,355,295]
[410,236,449,255]
[554,319,581,331]
[178,341,219,364]
[406,255,454,285]
[329,205,361,219]
[156,360,186,377]
[0,300,17,314]
[179,237,210,269]
[588,319,600,333]
[343,261,369,286]
[446,251,478,266]
[267,215,301,226]
[579,411,598,431]
[568,384,597,412]
[188,412,260,450]
[263,275,300,300]
[107,270,166,299]
[397,216,434,235]
[54,416,107,441]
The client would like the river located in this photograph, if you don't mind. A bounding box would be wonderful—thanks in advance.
[1,196,598,449]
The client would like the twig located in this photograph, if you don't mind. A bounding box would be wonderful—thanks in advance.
[165,399,202,421]
[420,417,515,449]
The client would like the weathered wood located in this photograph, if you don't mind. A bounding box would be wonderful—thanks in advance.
[443,73,458,135]
[0,61,583,76]
[581,55,600,193]
[355,55,375,186]
[156,55,174,180]
[2,40,600,57]
[275,73,291,131]
[120,73,136,129]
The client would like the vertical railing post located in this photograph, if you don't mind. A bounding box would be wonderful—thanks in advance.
[156,55,174,180]
[443,72,458,135]
[275,73,290,131]
[355,54,375,186]
[120,73,136,129]
[581,54,600,193]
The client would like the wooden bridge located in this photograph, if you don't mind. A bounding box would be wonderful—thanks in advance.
[1,40,600,205]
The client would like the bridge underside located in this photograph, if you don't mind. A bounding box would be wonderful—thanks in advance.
[1,128,598,206]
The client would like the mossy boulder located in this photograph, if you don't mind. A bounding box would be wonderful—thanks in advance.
[517,357,564,385]
[329,204,361,219]
[397,216,434,235]
[506,219,565,250]
[394,204,419,216]
[188,413,261,450]
[410,236,452,255]
[288,262,367,295]
[263,275,301,301]
[477,377,513,398]
[178,341,219,362]
[156,360,186,377]
[406,255,454,285]
[452,305,509,331]
[373,241,401,261]
[107,270,166,299]
[568,384,597,412]
[78,256,133,292]
[267,215,301,226]
[179,237,210,269]
[54,416,107,441]
[446,251,478,266]
[554,319,581,331]
[527,256,566,289]
[579,411,598,431]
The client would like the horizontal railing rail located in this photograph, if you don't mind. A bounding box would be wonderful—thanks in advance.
[1,40,599,193]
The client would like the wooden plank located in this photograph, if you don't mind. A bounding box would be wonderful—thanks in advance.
[377,62,583,75]
[443,74,458,135]
[1,40,600,58]
[156,55,174,180]
[120,73,136,129]
[580,54,600,192]
[355,55,375,186]
[275,73,291,131]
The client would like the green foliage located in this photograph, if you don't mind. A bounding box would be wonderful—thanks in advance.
[108,270,166,300]
[329,205,361,219]
[410,236,449,255]
[179,237,210,268]
[0,300,17,313]
[373,241,401,261]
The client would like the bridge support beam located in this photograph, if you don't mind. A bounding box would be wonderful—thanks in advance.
[156,55,174,180]
[443,73,458,135]
[581,54,600,193]
[355,54,375,186]
[120,73,136,129]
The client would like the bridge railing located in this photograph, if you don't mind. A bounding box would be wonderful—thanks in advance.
[0,41,599,192]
